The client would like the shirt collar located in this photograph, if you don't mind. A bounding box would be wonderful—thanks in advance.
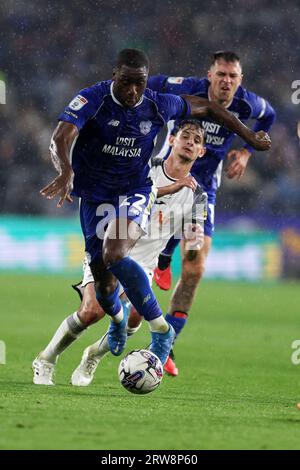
[110,82,144,108]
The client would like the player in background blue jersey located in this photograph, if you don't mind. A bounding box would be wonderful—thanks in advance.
[148,51,276,375]
[39,49,271,371]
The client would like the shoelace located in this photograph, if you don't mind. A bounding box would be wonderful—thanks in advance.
[37,361,54,378]
[85,357,98,375]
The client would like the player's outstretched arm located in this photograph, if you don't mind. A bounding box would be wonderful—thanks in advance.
[157,176,198,197]
[40,122,78,207]
[183,95,271,151]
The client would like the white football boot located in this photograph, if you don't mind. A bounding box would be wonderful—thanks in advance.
[71,347,100,386]
[32,354,55,385]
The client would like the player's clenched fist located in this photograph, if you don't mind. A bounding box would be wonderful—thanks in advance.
[252,130,271,151]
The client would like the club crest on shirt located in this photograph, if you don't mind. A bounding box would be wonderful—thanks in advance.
[139,121,152,135]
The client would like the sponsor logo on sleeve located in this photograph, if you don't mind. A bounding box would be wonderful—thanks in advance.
[69,94,88,111]
[65,110,78,119]
[167,77,184,84]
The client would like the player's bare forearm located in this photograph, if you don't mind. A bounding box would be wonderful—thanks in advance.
[50,122,78,173]
[183,95,271,151]
[157,186,172,198]
[156,176,197,197]
[40,122,78,207]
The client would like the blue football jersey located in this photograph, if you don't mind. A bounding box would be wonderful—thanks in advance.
[58,80,189,202]
[148,75,276,203]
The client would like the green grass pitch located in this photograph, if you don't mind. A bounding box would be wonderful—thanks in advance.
[1,273,300,450]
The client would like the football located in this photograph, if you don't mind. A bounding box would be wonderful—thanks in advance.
[118,349,163,394]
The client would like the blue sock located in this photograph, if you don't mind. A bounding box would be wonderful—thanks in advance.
[165,312,188,337]
[96,284,122,318]
[109,257,162,321]
[162,235,181,257]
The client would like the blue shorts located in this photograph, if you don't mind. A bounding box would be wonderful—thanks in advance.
[80,187,157,264]
[204,203,215,238]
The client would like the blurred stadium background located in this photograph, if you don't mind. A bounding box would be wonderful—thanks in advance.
[0,0,299,280]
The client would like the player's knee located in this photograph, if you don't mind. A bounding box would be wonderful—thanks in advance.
[94,279,118,299]
[102,245,124,267]
[78,299,104,326]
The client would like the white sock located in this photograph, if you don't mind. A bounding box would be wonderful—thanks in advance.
[110,306,123,324]
[149,316,169,334]
[127,324,142,337]
[90,333,110,360]
[41,312,86,364]
[90,323,142,361]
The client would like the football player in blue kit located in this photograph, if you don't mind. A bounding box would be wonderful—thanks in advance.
[39,49,271,370]
[148,51,276,375]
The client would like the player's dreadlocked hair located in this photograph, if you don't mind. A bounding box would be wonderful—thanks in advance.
[211,50,241,66]
[172,119,206,144]
[116,49,149,70]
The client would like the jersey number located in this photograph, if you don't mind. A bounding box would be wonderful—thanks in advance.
[120,194,147,213]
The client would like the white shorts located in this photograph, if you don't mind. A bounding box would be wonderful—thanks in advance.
[81,256,154,295]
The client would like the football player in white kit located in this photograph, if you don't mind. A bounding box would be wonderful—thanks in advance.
[33,119,207,386]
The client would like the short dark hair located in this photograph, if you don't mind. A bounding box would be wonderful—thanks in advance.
[211,50,241,66]
[116,49,149,70]
[172,119,205,144]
